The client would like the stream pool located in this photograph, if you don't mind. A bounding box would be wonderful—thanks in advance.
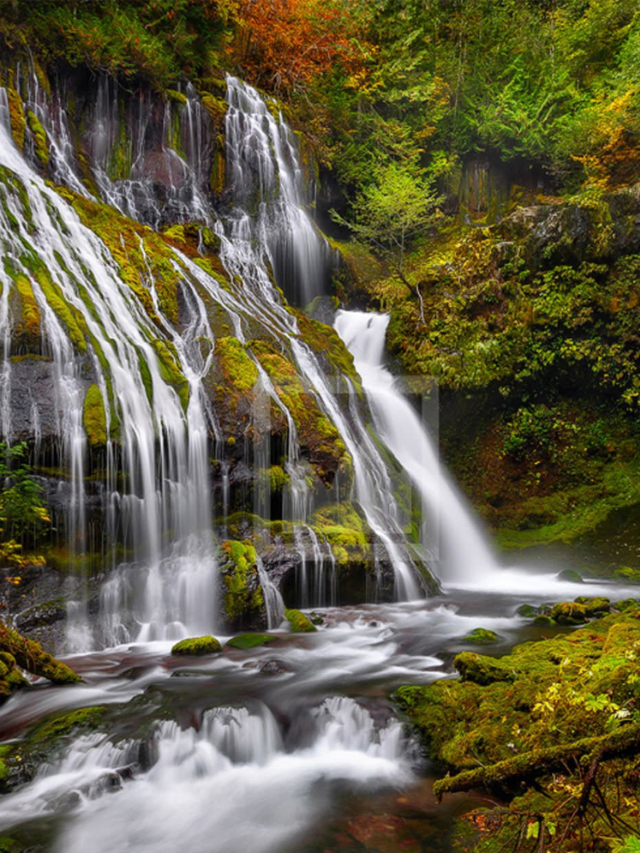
[0,570,633,853]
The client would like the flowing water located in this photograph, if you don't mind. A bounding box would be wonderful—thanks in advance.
[0,576,634,853]
[334,311,496,586]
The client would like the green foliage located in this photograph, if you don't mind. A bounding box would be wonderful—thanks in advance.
[333,161,440,283]
[397,606,640,851]
[0,443,49,569]
[21,0,238,86]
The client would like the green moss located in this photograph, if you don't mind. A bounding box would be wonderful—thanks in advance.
[256,349,348,485]
[310,503,370,566]
[83,384,108,446]
[454,651,515,685]
[29,707,107,744]
[26,110,49,168]
[284,608,317,633]
[0,621,81,685]
[268,465,289,492]
[201,93,228,124]
[54,187,181,326]
[166,88,187,106]
[171,635,222,655]
[11,272,41,352]
[6,87,25,150]
[151,339,190,410]
[225,633,277,650]
[219,539,265,628]
[210,134,226,195]
[462,627,500,645]
[215,337,259,397]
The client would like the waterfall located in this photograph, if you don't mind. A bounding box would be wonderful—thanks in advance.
[219,76,425,602]
[0,106,218,649]
[335,310,497,585]
[0,68,437,651]
[224,76,332,306]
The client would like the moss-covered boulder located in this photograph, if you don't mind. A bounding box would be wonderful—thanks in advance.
[396,610,640,851]
[556,568,583,584]
[549,601,588,625]
[225,633,277,650]
[0,652,28,702]
[462,627,500,645]
[171,636,222,656]
[219,540,266,632]
[284,609,316,633]
[454,651,515,685]
[0,706,107,793]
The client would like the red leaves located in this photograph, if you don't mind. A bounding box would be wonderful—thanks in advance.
[234,0,362,94]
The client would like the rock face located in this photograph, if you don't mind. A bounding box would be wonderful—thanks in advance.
[497,185,640,268]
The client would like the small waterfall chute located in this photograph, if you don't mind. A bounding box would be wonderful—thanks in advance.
[335,310,498,585]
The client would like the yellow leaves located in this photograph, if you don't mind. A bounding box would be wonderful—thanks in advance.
[574,88,640,191]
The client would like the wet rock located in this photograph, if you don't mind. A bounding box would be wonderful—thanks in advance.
[171,636,223,656]
[556,568,583,583]
[243,658,290,675]
[549,601,588,625]
[284,609,316,634]
[226,633,277,650]
[533,614,556,626]
[462,627,500,645]
[454,652,515,685]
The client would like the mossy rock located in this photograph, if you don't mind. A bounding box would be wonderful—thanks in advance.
[219,540,266,631]
[26,110,49,168]
[171,636,222,656]
[516,604,538,618]
[616,598,640,612]
[462,627,500,645]
[226,633,277,650]
[454,652,515,685]
[29,706,108,745]
[533,614,556,626]
[0,622,81,685]
[284,609,317,633]
[7,87,25,150]
[574,596,611,616]
[549,601,588,625]
[556,568,583,583]
[83,383,108,446]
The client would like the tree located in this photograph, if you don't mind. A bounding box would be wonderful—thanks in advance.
[333,161,441,322]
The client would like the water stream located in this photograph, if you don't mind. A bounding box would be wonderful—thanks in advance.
[0,576,633,853]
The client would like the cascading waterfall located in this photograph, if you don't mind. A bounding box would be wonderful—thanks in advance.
[225,76,332,307]
[0,67,443,653]
[0,112,218,649]
[218,76,426,602]
[335,310,497,585]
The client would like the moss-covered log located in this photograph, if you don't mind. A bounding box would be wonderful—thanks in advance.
[433,724,640,800]
[0,621,82,684]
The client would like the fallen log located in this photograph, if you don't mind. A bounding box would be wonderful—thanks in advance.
[0,621,82,685]
[433,724,640,801]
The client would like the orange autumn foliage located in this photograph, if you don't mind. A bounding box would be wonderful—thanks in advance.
[233,0,364,94]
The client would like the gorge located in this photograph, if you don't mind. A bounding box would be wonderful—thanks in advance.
[1,3,640,852]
